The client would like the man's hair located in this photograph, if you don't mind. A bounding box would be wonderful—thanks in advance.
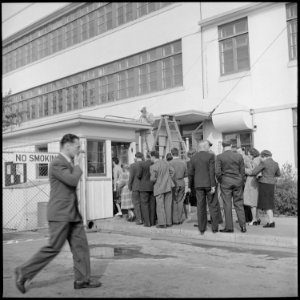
[135,152,144,159]
[146,154,151,159]
[150,150,159,159]
[166,153,173,161]
[187,148,196,158]
[171,147,179,156]
[60,134,79,147]
[112,157,119,165]
[249,148,260,158]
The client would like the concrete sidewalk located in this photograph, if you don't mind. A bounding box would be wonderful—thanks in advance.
[92,209,297,249]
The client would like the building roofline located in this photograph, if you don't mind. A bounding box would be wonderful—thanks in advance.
[3,3,86,45]
[198,2,286,29]
[3,114,152,139]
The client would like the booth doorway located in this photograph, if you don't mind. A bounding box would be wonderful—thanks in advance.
[111,142,130,167]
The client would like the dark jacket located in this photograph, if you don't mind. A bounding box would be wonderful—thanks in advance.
[215,150,245,183]
[137,160,154,192]
[128,161,142,191]
[247,157,280,184]
[47,154,82,222]
[189,151,216,188]
[168,157,188,187]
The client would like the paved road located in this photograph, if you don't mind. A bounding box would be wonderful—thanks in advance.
[3,229,297,297]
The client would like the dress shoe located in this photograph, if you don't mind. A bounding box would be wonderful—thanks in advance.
[212,229,218,233]
[156,225,166,228]
[194,224,198,227]
[257,219,261,225]
[200,231,205,235]
[74,279,102,289]
[263,222,275,228]
[143,224,150,227]
[240,226,247,233]
[135,220,143,225]
[219,228,234,233]
[15,267,27,294]
[166,224,172,227]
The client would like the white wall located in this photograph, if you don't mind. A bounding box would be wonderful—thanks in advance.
[253,108,295,168]
[202,3,297,111]
[200,2,252,20]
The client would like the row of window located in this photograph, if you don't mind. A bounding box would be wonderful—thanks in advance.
[3,2,172,74]
[217,3,297,76]
[4,41,183,122]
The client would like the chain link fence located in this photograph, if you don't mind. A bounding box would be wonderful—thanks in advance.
[2,151,59,233]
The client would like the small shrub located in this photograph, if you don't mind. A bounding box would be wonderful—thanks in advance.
[274,163,298,216]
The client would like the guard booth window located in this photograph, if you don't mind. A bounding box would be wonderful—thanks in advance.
[87,140,106,176]
[36,145,48,178]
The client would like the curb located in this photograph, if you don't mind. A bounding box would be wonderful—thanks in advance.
[91,219,297,249]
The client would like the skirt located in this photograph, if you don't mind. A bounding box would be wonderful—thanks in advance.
[121,186,134,210]
[257,182,275,210]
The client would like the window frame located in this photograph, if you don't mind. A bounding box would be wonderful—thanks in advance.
[286,3,297,61]
[218,17,250,76]
[86,139,107,177]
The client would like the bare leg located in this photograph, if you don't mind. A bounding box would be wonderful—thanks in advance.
[266,209,274,223]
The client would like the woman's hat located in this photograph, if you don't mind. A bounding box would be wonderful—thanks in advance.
[261,150,272,157]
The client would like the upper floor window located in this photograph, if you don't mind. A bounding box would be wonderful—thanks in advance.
[286,3,297,61]
[218,18,250,76]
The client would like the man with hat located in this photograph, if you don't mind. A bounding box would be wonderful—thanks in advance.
[215,140,247,233]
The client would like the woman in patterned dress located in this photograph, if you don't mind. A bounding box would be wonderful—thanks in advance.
[118,164,135,221]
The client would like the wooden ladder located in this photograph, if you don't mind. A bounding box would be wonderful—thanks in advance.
[152,115,187,159]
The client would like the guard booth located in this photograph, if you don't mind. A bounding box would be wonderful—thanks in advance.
[2,114,152,230]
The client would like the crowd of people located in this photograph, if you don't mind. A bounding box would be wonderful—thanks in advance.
[112,140,281,233]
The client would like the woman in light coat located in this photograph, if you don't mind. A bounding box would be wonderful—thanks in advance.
[244,148,261,225]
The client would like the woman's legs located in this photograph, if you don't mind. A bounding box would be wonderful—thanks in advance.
[266,209,274,223]
[251,207,257,222]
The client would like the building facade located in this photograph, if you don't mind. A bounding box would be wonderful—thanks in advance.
[2,2,297,225]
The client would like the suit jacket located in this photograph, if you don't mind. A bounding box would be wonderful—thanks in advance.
[168,157,188,187]
[128,161,142,191]
[247,157,280,184]
[47,154,83,222]
[215,150,245,183]
[137,160,154,192]
[150,159,175,196]
[189,151,216,188]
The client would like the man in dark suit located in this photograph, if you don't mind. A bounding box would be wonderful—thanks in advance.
[15,134,101,294]
[216,141,247,233]
[137,154,156,227]
[128,152,144,225]
[189,140,219,234]
[168,147,188,225]
[150,150,175,228]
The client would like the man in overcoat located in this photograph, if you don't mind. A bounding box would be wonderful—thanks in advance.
[216,141,247,233]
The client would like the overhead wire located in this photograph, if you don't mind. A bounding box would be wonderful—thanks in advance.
[2,3,35,23]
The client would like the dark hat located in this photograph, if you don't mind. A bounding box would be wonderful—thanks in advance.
[206,139,213,146]
[222,140,231,147]
[260,150,272,157]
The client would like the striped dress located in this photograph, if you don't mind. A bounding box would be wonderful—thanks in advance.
[119,172,134,210]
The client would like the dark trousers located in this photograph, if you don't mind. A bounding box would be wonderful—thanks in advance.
[132,191,142,222]
[171,186,186,224]
[20,221,91,282]
[220,176,246,230]
[213,184,223,224]
[196,187,219,232]
[140,191,156,226]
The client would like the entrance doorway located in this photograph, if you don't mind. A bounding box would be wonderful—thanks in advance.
[111,142,130,167]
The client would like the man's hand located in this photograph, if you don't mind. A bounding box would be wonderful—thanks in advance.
[186,187,191,194]
[74,151,84,166]
[210,186,216,194]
